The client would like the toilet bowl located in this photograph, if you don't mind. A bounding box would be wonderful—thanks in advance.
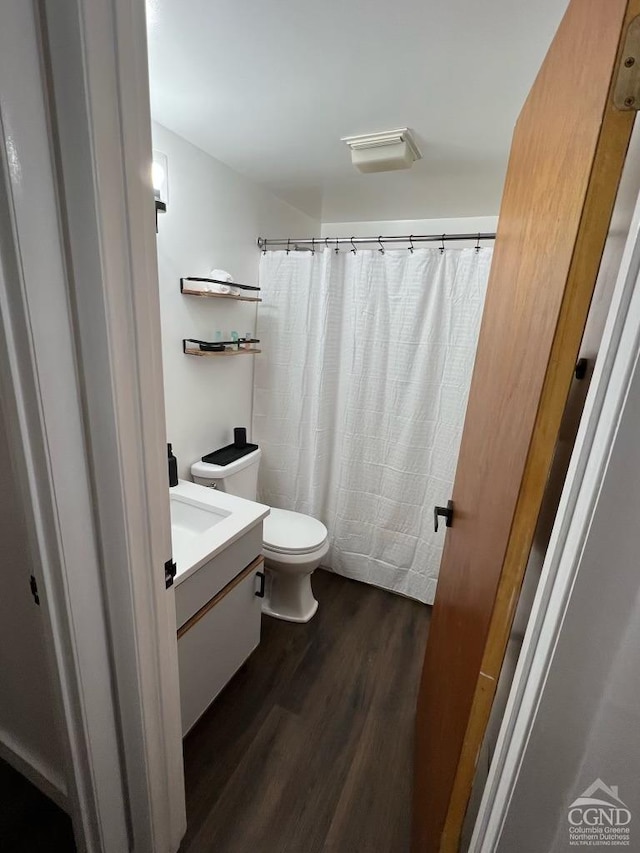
[261,508,329,622]
[191,448,328,622]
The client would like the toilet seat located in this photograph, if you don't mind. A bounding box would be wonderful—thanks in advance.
[263,508,328,555]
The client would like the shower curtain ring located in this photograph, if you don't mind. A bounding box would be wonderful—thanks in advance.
[408,235,414,254]
[311,237,315,255]
[287,238,291,255]
[351,237,357,254]
[335,239,340,254]
[475,233,481,253]
[325,237,329,250]
[378,236,385,254]
[261,238,267,255]
[440,233,446,254]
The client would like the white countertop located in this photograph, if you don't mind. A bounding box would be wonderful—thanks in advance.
[170,480,269,585]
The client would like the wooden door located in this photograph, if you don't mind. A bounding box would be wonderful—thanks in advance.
[412,1,639,850]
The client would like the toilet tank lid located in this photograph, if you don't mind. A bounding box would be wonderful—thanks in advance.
[191,447,261,479]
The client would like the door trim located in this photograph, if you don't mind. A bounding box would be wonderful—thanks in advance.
[469,117,640,853]
[0,2,130,848]
[41,0,186,848]
[0,0,186,849]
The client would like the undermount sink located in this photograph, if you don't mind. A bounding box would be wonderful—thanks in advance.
[169,481,269,584]
[171,494,228,539]
[170,493,230,565]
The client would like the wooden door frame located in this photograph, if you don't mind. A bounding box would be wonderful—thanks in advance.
[469,125,640,852]
[0,0,185,849]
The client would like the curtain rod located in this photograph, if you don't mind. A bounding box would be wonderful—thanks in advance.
[257,232,496,251]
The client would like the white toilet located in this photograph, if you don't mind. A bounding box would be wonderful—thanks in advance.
[191,449,328,623]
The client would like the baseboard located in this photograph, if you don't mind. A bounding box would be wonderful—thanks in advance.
[0,729,68,811]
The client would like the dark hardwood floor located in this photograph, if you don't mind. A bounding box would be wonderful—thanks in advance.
[179,569,431,853]
[0,758,75,853]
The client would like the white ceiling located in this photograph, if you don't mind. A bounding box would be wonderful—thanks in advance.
[146,0,568,223]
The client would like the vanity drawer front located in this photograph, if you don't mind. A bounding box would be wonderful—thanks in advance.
[175,523,262,628]
[178,559,263,736]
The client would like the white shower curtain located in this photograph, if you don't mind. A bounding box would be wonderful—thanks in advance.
[253,247,491,604]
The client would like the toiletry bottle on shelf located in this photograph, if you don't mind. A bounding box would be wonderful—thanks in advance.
[168,443,178,487]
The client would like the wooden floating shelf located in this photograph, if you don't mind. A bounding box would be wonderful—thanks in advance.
[181,288,262,303]
[184,346,262,357]
[180,277,261,302]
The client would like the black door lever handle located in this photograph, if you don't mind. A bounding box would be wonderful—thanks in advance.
[434,500,454,533]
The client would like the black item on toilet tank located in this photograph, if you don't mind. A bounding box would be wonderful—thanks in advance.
[168,443,178,487]
[202,428,258,466]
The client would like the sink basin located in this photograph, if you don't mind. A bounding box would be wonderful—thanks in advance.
[171,494,229,562]
[169,481,269,584]
[171,494,228,536]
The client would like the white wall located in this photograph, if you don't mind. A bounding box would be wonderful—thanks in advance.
[321,216,498,247]
[0,407,67,804]
[153,122,318,478]
[153,122,495,483]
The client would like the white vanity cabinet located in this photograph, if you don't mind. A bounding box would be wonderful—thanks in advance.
[170,482,269,736]
[177,554,264,735]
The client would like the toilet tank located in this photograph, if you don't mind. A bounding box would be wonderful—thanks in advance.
[191,448,261,501]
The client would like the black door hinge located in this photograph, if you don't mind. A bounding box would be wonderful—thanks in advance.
[575,358,588,380]
[29,574,40,606]
[165,559,177,589]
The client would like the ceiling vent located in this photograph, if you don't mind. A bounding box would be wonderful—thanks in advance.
[341,128,422,173]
